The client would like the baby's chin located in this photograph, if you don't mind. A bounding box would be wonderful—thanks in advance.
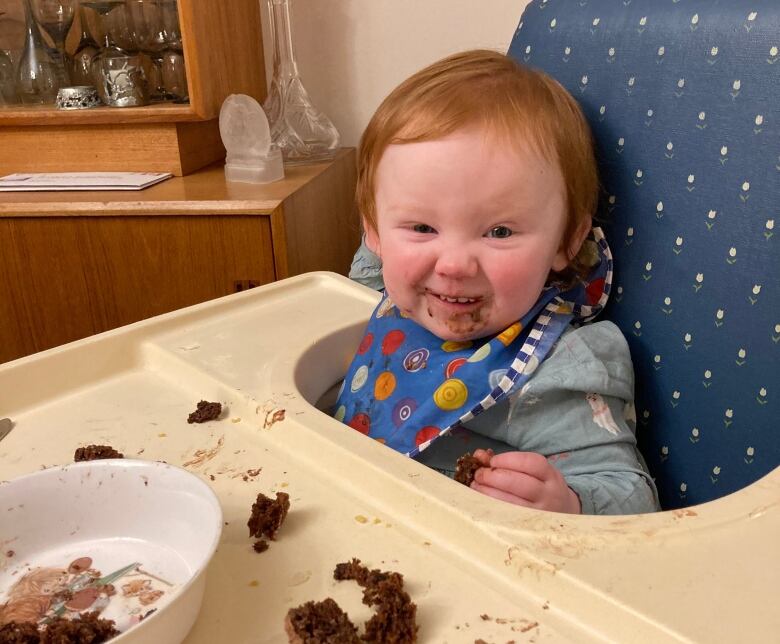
[414,313,504,343]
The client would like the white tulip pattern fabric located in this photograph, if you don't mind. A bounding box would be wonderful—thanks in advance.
[509,0,779,509]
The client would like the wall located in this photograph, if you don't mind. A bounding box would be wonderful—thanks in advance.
[261,0,529,147]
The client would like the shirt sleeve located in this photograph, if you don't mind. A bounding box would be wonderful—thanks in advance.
[348,234,385,291]
[416,321,660,515]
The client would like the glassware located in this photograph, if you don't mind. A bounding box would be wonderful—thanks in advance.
[92,49,147,105]
[81,0,148,106]
[126,0,168,101]
[29,0,76,86]
[0,48,17,105]
[16,0,60,104]
[80,0,132,51]
[157,0,186,102]
[262,0,339,164]
[69,0,100,85]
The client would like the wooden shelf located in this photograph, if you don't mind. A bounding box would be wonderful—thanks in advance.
[0,0,267,175]
[0,149,361,363]
[0,103,199,126]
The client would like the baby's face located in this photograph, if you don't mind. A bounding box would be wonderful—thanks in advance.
[366,127,570,342]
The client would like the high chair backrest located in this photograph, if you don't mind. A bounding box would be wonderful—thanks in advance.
[509,0,779,508]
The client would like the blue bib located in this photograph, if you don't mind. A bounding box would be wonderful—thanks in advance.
[335,228,613,457]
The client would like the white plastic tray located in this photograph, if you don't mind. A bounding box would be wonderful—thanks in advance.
[1,272,778,642]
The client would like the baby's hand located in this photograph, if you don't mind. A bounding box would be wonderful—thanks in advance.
[470,450,581,514]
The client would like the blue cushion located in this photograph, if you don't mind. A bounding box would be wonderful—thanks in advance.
[509,0,779,508]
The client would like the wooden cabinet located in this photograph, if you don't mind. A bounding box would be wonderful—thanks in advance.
[0,0,267,175]
[0,148,360,363]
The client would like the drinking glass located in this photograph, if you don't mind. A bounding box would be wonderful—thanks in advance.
[69,0,100,85]
[29,0,76,85]
[17,0,59,104]
[158,0,186,102]
[0,48,17,105]
[126,0,167,100]
[81,0,147,106]
[79,0,131,51]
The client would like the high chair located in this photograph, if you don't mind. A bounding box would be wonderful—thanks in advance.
[507,0,779,508]
[352,0,779,509]
[0,2,777,641]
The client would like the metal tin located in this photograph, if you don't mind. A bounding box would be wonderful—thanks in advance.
[55,85,102,110]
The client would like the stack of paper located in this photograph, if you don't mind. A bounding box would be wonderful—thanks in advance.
[0,172,173,192]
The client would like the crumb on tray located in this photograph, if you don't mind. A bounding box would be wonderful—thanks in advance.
[73,445,124,462]
[248,492,290,542]
[187,400,223,424]
[284,598,359,644]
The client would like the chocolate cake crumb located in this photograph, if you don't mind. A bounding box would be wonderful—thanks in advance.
[334,558,402,590]
[0,621,40,644]
[333,559,418,643]
[454,452,482,487]
[74,445,124,462]
[41,611,119,642]
[284,598,360,644]
[248,492,290,540]
[362,578,418,643]
[187,400,222,424]
[0,612,119,644]
[253,539,269,553]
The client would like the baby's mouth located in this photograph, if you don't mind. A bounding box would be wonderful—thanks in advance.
[427,290,482,306]
[425,290,488,337]
[436,294,479,304]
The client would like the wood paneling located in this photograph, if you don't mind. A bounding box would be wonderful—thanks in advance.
[275,150,360,278]
[0,215,274,363]
[0,120,224,176]
[182,0,267,119]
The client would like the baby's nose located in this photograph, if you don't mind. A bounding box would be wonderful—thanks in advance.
[434,244,478,278]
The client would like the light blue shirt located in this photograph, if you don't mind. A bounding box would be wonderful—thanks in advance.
[349,236,659,515]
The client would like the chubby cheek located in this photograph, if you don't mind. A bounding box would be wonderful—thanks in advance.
[382,247,427,292]
[490,264,545,317]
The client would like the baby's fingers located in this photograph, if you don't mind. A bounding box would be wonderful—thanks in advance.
[470,481,534,507]
[471,448,494,466]
[474,467,544,502]
[488,451,554,481]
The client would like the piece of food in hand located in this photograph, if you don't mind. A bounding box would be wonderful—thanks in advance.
[187,400,223,423]
[74,444,124,462]
[454,452,483,487]
[248,491,290,541]
[284,598,360,644]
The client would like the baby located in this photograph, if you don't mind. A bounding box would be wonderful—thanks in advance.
[335,50,659,515]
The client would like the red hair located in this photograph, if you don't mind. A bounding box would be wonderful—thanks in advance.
[356,49,599,282]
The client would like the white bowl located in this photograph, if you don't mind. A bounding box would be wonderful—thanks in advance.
[0,460,222,642]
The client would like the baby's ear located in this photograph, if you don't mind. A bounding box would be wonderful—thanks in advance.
[553,218,592,272]
[363,218,381,256]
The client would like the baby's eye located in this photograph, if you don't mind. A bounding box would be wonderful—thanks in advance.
[486,225,513,239]
[412,223,436,234]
